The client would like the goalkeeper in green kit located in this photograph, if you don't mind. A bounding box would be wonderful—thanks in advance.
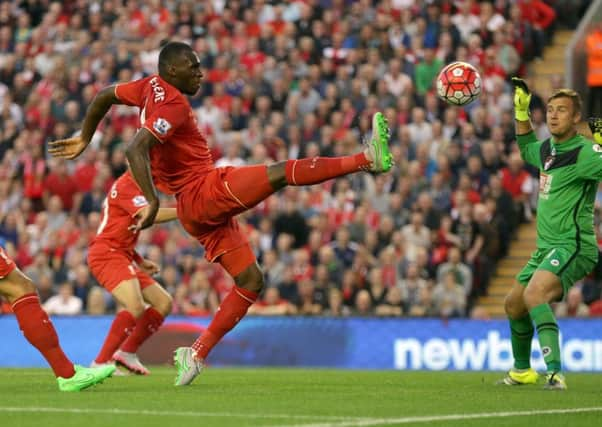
[500,78,602,390]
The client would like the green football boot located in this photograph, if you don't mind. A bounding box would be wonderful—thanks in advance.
[366,112,393,173]
[57,364,115,392]
[174,347,204,386]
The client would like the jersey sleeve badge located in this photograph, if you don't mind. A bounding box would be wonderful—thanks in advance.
[132,195,148,207]
[153,117,172,136]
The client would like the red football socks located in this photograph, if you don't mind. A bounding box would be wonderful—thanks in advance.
[191,286,258,359]
[223,155,371,210]
[120,307,164,353]
[95,310,137,363]
[285,154,370,185]
[12,293,75,378]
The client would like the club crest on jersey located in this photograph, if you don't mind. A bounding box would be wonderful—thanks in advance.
[153,117,171,136]
[593,144,602,153]
[543,155,554,171]
[132,195,148,207]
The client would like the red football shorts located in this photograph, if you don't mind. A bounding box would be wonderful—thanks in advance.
[88,242,156,292]
[0,247,16,279]
[176,166,272,276]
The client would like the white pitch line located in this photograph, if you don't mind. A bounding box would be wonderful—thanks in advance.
[270,407,602,427]
[0,406,367,421]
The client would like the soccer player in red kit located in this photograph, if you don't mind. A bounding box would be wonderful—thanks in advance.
[0,246,115,391]
[49,41,392,386]
[88,170,177,375]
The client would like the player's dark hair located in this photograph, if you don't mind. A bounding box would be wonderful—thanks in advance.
[548,89,582,116]
[158,41,192,74]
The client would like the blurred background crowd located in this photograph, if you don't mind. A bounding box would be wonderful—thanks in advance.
[0,0,600,319]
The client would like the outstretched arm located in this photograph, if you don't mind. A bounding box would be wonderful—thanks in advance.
[81,86,121,142]
[511,77,542,168]
[48,86,121,159]
[126,128,161,231]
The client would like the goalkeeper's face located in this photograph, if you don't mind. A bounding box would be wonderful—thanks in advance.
[546,96,581,138]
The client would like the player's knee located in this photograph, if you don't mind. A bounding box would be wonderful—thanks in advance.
[155,293,173,317]
[522,285,542,309]
[20,277,36,295]
[267,161,288,190]
[504,293,523,319]
[125,303,146,318]
[252,272,266,294]
[245,272,265,294]
[235,264,265,294]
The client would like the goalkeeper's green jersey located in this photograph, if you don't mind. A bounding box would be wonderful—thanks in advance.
[517,131,601,255]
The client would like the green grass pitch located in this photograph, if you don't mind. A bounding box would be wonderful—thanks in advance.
[0,368,600,427]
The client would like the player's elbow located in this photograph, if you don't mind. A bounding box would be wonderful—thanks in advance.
[125,140,145,164]
[94,86,119,107]
[125,141,138,158]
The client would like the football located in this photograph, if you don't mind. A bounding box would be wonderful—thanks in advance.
[436,61,481,106]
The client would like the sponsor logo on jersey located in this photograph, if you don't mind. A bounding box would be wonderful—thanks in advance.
[551,259,560,267]
[132,195,148,207]
[153,117,172,136]
[539,172,553,199]
[149,76,165,102]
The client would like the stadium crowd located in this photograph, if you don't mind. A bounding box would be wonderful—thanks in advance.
[0,0,600,319]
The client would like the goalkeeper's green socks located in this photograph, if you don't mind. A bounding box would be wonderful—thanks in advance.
[530,304,562,372]
[509,315,534,369]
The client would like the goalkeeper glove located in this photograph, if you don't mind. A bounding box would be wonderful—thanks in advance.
[511,77,532,121]
[589,117,602,144]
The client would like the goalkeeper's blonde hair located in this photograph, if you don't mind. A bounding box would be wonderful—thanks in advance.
[548,89,582,116]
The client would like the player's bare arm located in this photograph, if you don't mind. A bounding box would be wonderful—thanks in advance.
[48,86,122,159]
[154,207,178,224]
[126,128,161,230]
[511,77,533,135]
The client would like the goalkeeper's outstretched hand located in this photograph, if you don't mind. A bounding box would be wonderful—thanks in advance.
[588,117,602,144]
[511,77,532,121]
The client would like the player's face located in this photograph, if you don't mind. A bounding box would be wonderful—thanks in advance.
[546,96,580,138]
[174,51,203,95]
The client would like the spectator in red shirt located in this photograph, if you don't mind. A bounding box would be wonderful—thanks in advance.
[206,55,230,84]
[73,148,98,193]
[20,142,46,211]
[240,37,266,76]
[500,152,535,222]
[43,159,80,213]
[243,9,261,38]
[518,0,556,60]
[248,287,296,315]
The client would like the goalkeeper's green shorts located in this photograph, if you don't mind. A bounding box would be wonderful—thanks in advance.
[516,246,597,298]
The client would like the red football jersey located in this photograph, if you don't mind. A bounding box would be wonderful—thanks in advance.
[115,75,214,194]
[93,172,148,253]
